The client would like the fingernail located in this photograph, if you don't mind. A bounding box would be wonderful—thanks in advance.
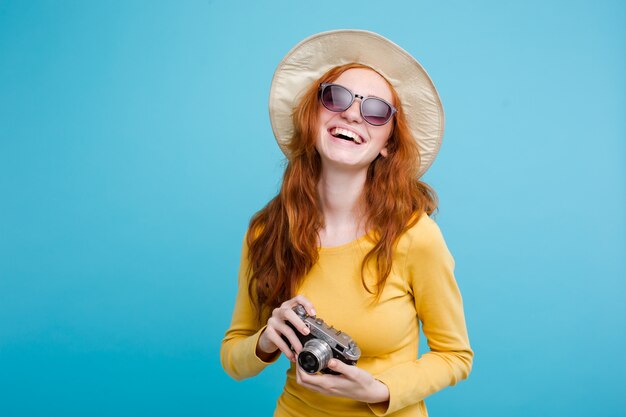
[311,309,316,316]
[329,359,336,367]
[302,327,310,335]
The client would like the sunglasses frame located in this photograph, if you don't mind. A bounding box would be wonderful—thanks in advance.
[318,83,397,126]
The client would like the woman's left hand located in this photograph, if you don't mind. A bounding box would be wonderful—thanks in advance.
[295,359,390,403]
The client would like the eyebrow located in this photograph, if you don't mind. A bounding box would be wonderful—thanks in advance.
[338,83,391,101]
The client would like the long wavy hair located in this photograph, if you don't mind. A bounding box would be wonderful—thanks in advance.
[247,63,437,320]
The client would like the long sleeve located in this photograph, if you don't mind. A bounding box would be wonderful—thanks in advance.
[369,217,473,415]
[221,217,472,416]
[220,237,280,381]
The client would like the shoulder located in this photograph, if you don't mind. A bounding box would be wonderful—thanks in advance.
[401,212,448,251]
[396,212,454,271]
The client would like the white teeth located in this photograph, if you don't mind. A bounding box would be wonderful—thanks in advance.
[330,127,364,144]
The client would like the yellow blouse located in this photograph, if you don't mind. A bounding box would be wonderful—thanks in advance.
[221,214,473,416]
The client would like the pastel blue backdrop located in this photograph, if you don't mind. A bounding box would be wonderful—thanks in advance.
[1,1,624,416]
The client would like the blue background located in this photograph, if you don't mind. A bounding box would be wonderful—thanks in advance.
[1,1,624,416]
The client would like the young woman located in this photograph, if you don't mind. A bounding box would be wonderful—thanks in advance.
[221,30,473,417]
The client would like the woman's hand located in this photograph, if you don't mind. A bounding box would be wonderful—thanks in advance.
[256,295,316,362]
[296,359,390,404]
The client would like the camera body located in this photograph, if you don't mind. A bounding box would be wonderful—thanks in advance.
[283,304,361,375]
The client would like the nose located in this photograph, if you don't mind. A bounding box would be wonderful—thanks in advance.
[340,98,363,124]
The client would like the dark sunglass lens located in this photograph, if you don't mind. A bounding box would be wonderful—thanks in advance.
[362,98,393,125]
[322,85,352,112]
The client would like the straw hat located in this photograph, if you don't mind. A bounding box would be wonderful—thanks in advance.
[268,29,444,177]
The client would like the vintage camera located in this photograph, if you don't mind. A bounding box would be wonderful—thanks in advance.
[282,304,361,375]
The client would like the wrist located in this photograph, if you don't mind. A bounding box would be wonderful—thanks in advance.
[369,379,390,404]
[256,329,279,360]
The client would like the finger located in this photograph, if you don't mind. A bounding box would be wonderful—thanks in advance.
[273,305,309,336]
[326,359,357,378]
[264,327,298,361]
[291,294,316,316]
[283,308,311,337]
[296,367,319,392]
[296,367,340,396]
[296,366,323,389]
[268,318,304,353]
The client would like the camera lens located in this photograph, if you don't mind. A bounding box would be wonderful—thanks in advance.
[298,351,319,372]
[298,339,333,374]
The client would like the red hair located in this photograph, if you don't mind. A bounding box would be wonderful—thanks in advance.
[247,63,437,320]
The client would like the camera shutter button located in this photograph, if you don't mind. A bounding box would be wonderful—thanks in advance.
[294,305,307,317]
[315,318,324,325]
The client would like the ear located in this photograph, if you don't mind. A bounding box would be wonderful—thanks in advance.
[380,144,389,158]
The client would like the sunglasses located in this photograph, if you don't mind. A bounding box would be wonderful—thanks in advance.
[319,83,397,126]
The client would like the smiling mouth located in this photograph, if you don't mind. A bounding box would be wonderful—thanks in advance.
[329,127,364,144]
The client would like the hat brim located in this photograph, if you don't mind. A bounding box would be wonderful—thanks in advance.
[269,29,444,178]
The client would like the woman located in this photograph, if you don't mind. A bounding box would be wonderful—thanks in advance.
[221,30,473,417]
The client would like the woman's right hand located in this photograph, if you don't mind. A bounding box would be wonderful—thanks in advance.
[256,295,316,362]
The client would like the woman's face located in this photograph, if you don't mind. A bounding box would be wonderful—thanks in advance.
[315,68,394,172]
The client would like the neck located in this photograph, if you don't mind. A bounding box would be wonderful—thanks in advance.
[317,165,368,246]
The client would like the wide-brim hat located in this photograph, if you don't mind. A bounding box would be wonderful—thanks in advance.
[268,29,444,178]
